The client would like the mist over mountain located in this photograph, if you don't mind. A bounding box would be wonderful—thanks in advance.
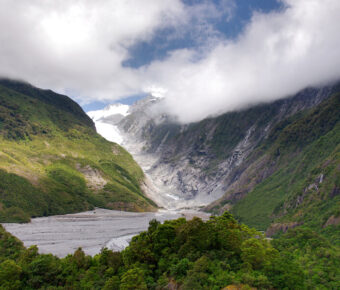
[84,80,340,289]
[1,0,340,122]
[0,1,339,288]
[88,82,339,223]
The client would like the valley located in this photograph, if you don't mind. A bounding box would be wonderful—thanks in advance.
[1,1,339,288]
[2,78,338,249]
[88,83,340,240]
[0,80,339,289]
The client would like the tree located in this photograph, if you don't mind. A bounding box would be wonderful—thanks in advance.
[120,267,147,290]
[103,276,120,290]
[0,259,22,289]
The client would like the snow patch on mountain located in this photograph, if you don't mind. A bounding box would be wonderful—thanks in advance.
[87,103,130,145]
[94,122,124,144]
[86,95,229,210]
[87,103,130,121]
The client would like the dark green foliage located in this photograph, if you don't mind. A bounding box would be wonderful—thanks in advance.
[0,169,46,222]
[272,228,340,289]
[0,79,94,130]
[25,254,62,288]
[0,213,338,289]
[120,267,148,290]
[0,83,92,141]
[0,260,22,289]
[0,225,24,263]
[121,212,307,289]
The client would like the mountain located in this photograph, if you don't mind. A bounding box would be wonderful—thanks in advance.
[92,82,340,237]
[87,103,130,123]
[212,92,340,238]
[88,96,182,208]
[0,80,339,288]
[0,79,156,222]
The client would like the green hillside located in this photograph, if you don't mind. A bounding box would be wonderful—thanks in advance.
[0,79,156,222]
[217,93,340,239]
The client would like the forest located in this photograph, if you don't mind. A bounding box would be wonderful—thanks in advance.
[0,212,339,289]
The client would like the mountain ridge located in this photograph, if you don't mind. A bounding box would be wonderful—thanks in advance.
[91,81,340,238]
[208,92,340,237]
[95,83,336,204]
[0,79,156,222]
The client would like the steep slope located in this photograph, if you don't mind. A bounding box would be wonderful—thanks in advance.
[87,82,339,238]
[208,93,340,237]
[0,79,156,222]
[98,84,336,209]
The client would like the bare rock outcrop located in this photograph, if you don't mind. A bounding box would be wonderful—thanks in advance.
[323,215,340,227]
[266,222,303,237]
[76,164,107,191]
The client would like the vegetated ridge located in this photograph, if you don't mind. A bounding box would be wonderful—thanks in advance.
[207,91,340,242]
[0,79,156,222]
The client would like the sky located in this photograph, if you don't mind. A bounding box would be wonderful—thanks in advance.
[0,0,340,122]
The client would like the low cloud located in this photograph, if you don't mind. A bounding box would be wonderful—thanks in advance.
[0,0,340,123]
[140,0,340,122]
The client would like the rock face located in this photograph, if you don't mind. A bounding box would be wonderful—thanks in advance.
[266,222,303,237]
[324,215,340,227]
[89,84,337,210]
[75,164,107,191]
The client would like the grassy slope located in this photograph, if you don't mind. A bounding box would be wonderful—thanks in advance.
[230,93,340,237]
[0,80,156,222]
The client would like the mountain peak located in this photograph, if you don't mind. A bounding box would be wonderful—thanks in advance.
[87,103,130,122]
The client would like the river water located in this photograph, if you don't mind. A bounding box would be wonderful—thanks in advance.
[3,208,209,257]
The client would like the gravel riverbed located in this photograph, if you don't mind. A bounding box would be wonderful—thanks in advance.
[3,208,209,257]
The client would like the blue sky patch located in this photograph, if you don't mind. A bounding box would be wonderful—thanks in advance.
[84,0,283,112]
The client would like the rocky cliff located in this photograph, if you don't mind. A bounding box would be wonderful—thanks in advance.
[91,83,338,215]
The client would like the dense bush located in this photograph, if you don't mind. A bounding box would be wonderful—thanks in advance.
[0,212,338,289]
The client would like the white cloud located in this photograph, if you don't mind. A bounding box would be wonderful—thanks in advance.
[0,0,339,123]
[0,0,185,99]
[140,0,340,122]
